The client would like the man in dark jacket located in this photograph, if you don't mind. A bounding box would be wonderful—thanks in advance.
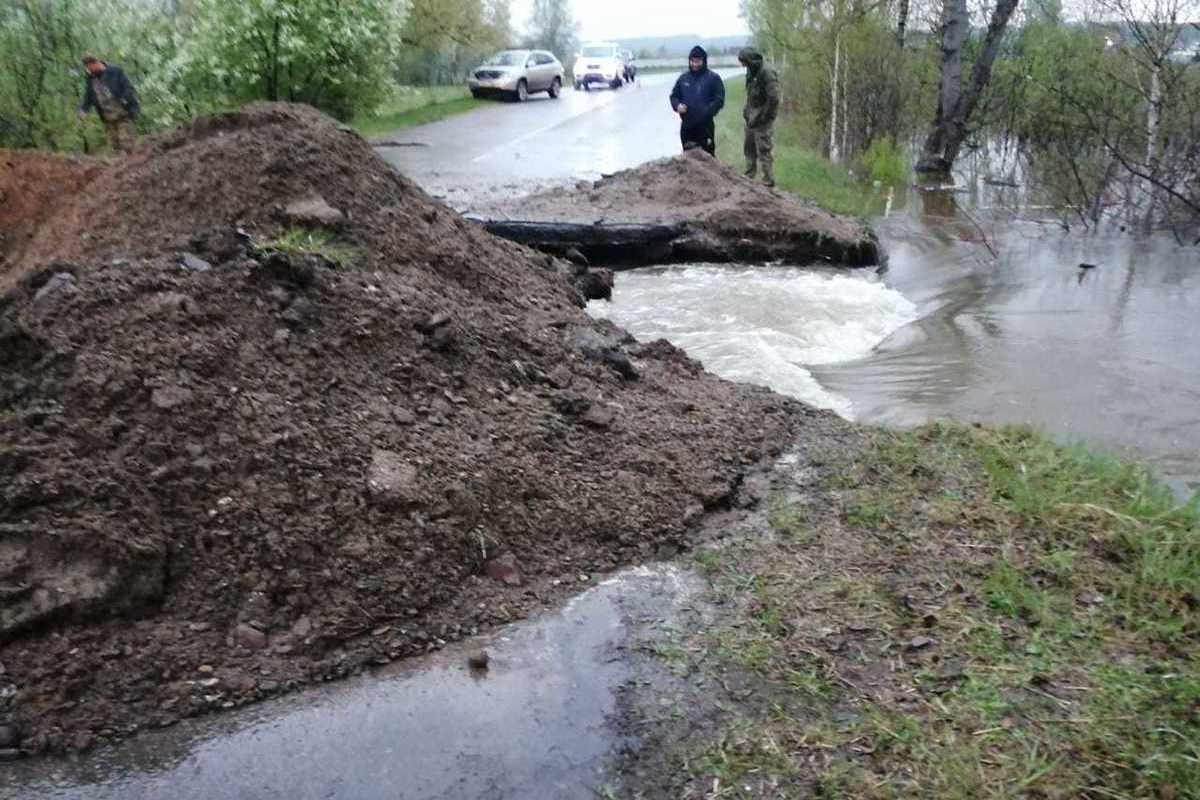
[669,45,725,156]
[77,55,140,153]
[738,47,781,187]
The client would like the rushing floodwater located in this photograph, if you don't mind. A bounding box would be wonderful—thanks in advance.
[590,193,1200,497]
[589,266,919,416]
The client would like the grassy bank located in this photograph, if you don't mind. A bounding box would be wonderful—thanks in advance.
[629,424,1199,798]
[715,77,892,217]
[351,86,484,137]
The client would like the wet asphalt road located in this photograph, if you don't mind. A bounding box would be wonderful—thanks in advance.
[6,567,708,800]
[375,69,743,206]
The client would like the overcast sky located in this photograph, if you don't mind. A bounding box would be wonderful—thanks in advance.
[510,0,749,41]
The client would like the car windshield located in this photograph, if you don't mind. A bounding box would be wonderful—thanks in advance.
[581,46,616,58]
[485,51,528,66]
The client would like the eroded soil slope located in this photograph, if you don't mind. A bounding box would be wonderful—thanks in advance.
[0,151,99,290]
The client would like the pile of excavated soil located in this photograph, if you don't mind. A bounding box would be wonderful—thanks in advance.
[488,149,882,266]
[0,103,848,758]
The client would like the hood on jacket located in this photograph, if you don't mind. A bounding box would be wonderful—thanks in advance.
[738,47,764,71]
[689,45,709,70]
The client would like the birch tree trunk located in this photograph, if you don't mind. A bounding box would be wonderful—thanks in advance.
[829,30,841,162]
[841,44,849,159]
[1143,60,1161,230]
[915,0,1020,175]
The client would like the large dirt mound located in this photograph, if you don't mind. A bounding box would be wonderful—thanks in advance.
[486,149,882,266]
[0,103,844,757]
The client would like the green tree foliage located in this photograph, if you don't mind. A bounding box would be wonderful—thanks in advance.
[396,0,514,84]
[740,0,936,166]
[0,0,403,149]
[524,0,578,63]
[0,0,170,149]
[166,0,402,121]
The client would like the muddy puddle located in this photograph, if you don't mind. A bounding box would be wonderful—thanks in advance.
[5,566,710,800]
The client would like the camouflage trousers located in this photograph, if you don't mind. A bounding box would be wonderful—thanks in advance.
[104,119,135,153]
[744,124,775,185]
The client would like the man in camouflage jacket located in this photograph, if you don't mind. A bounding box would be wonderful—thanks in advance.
[77,54,140,154]
[738,47,780,187]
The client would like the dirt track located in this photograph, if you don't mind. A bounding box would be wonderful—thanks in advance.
[0,103,852,758]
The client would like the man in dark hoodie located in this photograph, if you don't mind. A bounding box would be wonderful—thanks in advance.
[76,54,140,153]
[738,47,780,187]
[669,45,725,156]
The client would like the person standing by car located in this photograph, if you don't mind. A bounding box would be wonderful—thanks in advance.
[76,54,140,153]
[738,47,780,187]
[669,46,725,156]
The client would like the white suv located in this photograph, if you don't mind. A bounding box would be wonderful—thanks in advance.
[573,42,625,91]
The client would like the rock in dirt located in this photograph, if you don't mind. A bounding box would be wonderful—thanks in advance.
[179,252,212,273]
[0,539,165,644]
[581,404,617,429]
[576,268,614,302]
[32,271,76,303]
[366,449,422,508]
[484,554,524,587]
[564,247,589,267]
[425,326,456,352]
[151,384,194,410]
[282,196,345,227]
[235,624,268,651]
[415,312,452,333]
[467,650,490,670]
[0,721,20,748]
[572,326,637,380]
[0,102,843,757]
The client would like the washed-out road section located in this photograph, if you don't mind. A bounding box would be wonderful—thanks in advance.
[374,69,743,207]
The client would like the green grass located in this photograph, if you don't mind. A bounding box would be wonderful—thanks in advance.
[715,77,888,217]
[656,424,1200,798]
[351,85,484,136]
[264,226,355,267]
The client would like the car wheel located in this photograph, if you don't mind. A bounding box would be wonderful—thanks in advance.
[611,76,622,90]
[515,79,528,102]
[574,80,582,90]
[547,77,561,99]
[470,89,482,99]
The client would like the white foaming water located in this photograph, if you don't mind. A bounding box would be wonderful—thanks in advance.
[588,265,919,418]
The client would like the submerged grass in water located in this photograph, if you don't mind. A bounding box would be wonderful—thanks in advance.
[653,425,1199,798]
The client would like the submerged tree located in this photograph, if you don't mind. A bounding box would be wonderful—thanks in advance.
[915,0,1020,175]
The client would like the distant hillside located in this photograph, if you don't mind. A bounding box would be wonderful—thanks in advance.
[608,34,752,59]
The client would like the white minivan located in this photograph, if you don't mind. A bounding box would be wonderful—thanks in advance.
[573,42,625,91]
